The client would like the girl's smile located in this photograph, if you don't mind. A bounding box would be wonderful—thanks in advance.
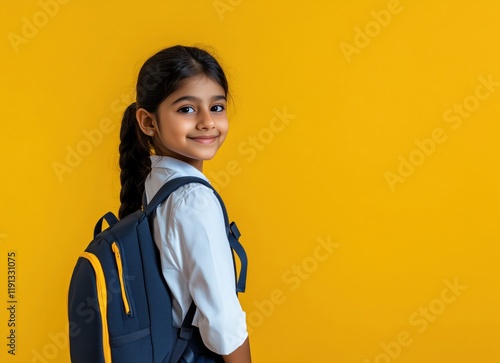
[188,134,220,144]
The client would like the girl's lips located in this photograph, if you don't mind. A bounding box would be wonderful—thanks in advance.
[188,135,219,144]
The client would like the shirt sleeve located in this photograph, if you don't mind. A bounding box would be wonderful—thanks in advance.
[170,184,248,355]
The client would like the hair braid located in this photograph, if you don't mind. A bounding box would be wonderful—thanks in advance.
[118,102,151,219]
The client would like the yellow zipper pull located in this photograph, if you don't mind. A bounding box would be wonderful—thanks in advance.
[111,242,131,315]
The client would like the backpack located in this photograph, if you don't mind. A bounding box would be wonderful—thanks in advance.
[68,176,248,363]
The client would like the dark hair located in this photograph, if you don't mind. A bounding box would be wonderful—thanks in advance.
[118,45,229,219]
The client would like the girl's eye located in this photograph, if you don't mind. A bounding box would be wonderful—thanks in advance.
[178,106,195,114]
[211,104,225,112]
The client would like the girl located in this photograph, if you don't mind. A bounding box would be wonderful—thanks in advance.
[118,45,251,363]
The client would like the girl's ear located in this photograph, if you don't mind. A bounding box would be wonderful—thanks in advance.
[136,107,157,136]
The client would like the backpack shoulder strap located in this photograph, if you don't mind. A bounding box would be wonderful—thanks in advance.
[144,176,206,216]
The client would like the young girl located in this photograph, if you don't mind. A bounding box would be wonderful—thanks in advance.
[118,45,251,363]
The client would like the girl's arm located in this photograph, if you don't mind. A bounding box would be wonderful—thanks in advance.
[223,337,252,363]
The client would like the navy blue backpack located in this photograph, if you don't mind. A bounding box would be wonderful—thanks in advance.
[68,177,247,363]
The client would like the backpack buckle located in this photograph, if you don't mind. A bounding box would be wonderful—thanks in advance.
[229,222,241,240]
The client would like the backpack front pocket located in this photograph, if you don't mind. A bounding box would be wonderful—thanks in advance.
[109,327,153,362]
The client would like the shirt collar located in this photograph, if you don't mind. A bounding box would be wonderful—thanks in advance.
[150,155,209,182]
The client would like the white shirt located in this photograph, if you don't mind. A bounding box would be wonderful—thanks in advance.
[144,156,248,355]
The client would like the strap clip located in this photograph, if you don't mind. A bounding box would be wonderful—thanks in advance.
[230,222,241,240]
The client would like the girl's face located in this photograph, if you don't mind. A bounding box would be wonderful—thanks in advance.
[138,75,229,171]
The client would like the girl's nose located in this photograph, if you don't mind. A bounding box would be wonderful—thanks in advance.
[197,108,215,130]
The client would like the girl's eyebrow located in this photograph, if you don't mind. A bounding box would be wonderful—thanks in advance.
[171,95,226,105]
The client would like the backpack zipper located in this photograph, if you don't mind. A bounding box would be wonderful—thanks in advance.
[81,252,112,363]
[111,242,132,316]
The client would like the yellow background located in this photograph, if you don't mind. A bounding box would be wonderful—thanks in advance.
[1,0,499,362]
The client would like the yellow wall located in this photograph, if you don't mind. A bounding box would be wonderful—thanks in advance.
[1,0,499,362]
